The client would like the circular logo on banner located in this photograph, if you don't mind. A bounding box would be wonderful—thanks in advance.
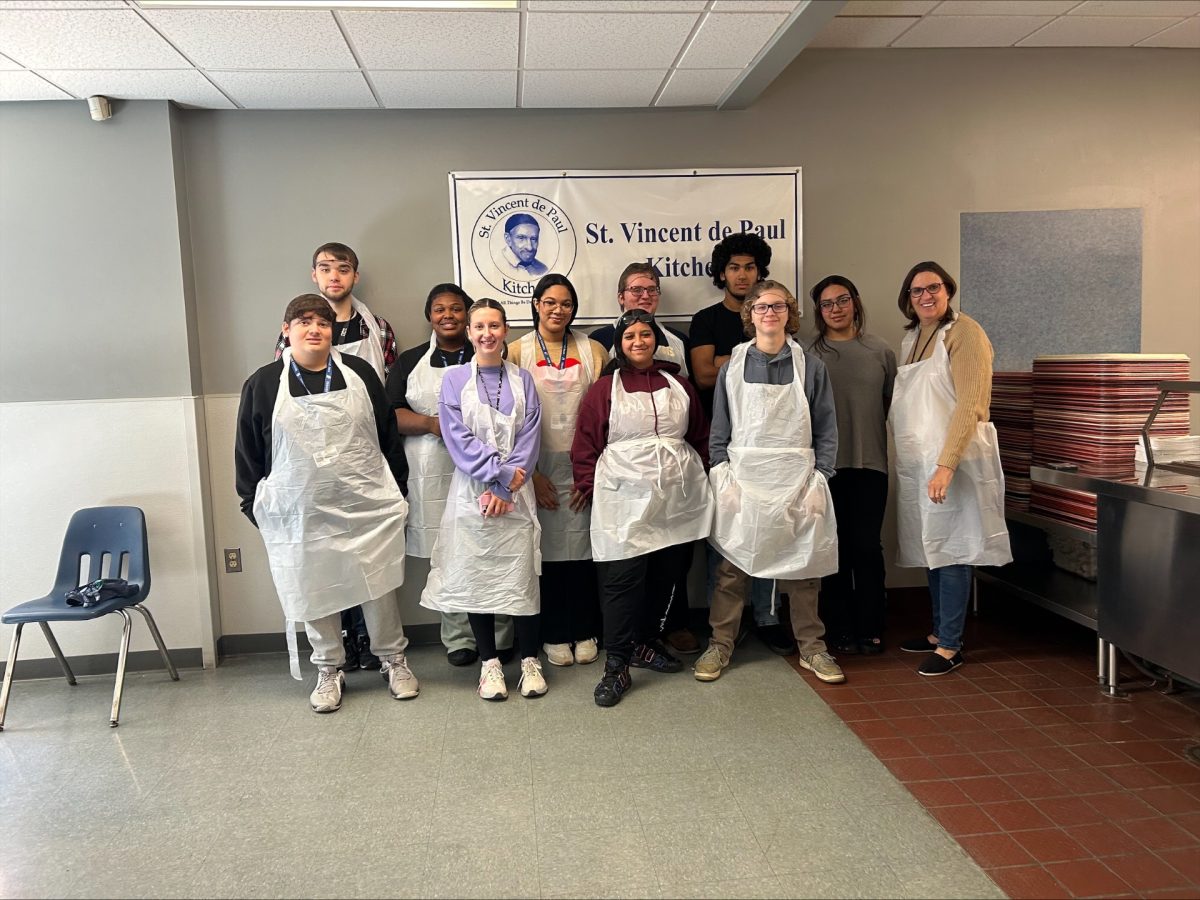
[471,194,578,299]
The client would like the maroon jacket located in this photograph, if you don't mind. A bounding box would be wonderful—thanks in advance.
[570,360,710,498]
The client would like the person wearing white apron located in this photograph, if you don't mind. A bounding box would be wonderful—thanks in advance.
[386,283,515,668]
[889,262,1012,677]
[510,275,607,668]
[420,299,547,701]
[273,243,397,673]
[697,281,845,686]
[236,294,416,714]
[571,309,714,708]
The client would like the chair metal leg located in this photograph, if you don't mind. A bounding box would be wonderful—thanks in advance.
[133,605,179,682]
[0,623,24,732]
[38,622,77,685]
[109,610,133,728]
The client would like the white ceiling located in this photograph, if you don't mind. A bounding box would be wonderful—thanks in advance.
[0,0,1195,111]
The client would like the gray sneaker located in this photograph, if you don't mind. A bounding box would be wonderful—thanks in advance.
[797,650,846,684]
[310,667,345,713]
[693,644,730,682]
[382,654,419,700]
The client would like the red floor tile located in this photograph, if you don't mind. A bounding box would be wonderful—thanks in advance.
[1086,790,1161,821]
[985,863,1072,899]
[977,748,1042,775]
[882,755,943,782]
[1148,761,1200,786]
[1004,771,1072,800]
[1044,859,1133,896]
[862,735,920,759]
[833,701,880,722]
[1118,739,1191,764]
[1067,822,1142,858]
[1172,811,1200,840]
[1037,795,1107,828]
[1010,827,1091,863]
[980,799,1055,831]
[929,803,1001,837]
[997,726,1060,750]
[1036,745,1094,772]
[1120,814,1200,851]
[1136,785,1200,816]
[956,775,1023,804]
[1049,764,1121,796]
[958,832,1037,868]
[1100,762,1171,790]
[1071,741,1139,767]
[846,718,898,740]
[907,779,972,807]
[1156,846,1200,883]
[1101,852,1194,892]
[936,753,992,778]
[954,692,1007,713]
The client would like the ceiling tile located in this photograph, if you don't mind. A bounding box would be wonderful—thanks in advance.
[522,68,663,107]
[1136,16,1200,46]
[656,68,740,106]
[371,70,516,108]
[1070,0,1200,15]
[711,1,800,10]
[207,70,377,109]
[839,0,939,15]
[525,12,696,70]
[678,12,789,69]
[41,68,235,108]
[1018,15,1185,45]
[0,69,72,100]
[340,11,518,70]
[0,9,187,69]
[143,9,355,70]
[0,1,127,8]
[529,1,706,10]
[0,52,21,69]
[932,0,1079,13]
[808,15,919,47]
[892,14,1055,46]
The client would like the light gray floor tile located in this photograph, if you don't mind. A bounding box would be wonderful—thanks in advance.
[642,816,770,885]
[665,875,789,899]
[629,770,737,826]
[776,864,899,900]
[423,834,539,898]
[537,825,658,897]
[534,772,636,835]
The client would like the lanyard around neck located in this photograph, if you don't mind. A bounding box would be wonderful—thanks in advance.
[290,356,333,394]
[536,329,569,370]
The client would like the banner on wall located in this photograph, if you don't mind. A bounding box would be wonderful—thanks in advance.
[448,167,801,326]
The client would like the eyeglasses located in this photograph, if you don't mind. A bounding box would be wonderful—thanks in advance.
[818,295,853,311]
[538,299,574,311]
[623,286,661,298]
[750,302,789,315]
[615,309,655,328]
[909,282,944,300]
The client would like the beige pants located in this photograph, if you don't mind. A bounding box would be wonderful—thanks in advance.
[708,557,827,657]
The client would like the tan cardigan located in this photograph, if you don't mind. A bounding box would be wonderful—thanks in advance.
[906,311,994,471]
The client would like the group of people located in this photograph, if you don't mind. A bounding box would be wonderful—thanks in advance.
[235,235,1011,714]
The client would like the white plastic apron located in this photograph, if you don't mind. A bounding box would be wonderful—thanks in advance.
[253,350,408,673]
[333,296,386,381]
[420,361,542,615]
[590,369,714,562]
[607,328,690,377]
[708,340,838,580]
[404,335,467,558]
[890,317,1012,569]
[516,330,596,562]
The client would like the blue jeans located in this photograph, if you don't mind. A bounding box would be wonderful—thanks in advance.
[928,565,971,652]
[705,542,778,626]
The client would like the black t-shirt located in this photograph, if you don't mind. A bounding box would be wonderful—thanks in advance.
[331,311,363,347]
[689,300,748,416]
[385,340,474,410]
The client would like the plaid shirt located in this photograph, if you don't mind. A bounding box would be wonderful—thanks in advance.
[274,311,398,378]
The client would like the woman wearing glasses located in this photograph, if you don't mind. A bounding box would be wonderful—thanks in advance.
[509,274,608,669]
[420,299,547,701]
[807,276,896,656]
[571,309,713,707]
[697,281,842,684]
[890,261,1010,677]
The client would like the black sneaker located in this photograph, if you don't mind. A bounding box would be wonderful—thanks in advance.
[497,646,515,665]
[342,631,360,671]
[629,641,684,673]
[757,623,798,656]
[900,636,938,653]
[918,651,963,677]
[446,647,479,667]
[356,632,379,671]
[594,657,631,707]
[831,637,861,656]
[859,638,885,655]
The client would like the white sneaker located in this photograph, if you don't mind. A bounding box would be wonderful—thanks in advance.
[519,657,548,698]
[543,642,574,667]
[478,658,507,702]
[310,667,344,713]
[382,653,419,700]
[574,638,599,665]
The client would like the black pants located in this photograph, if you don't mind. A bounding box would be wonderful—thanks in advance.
[539,559,603,645]
[596,543,692,663]
[820,468,889,643]
[661,541,695,636]
[467,613,540,661]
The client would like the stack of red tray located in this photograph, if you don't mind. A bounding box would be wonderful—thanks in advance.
[992,371,1033,512]
[1030,354,1191,531]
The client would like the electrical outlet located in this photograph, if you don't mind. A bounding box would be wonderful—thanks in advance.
[224,548,242,573]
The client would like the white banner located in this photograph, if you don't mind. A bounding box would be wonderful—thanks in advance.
[449,168,801,326]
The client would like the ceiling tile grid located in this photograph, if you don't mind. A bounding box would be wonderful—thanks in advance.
[656,66,741,105]
[370,68,517,108]
[207,70,377,109]
[142,9,358,70]
[340,10,520,70]
[1019,15,1187,45]
[522,67,664,107]
[0,8,187,69]
[807,15,918,48]
[892,15,1057,47]
[678,11,790,69]
[0,68,71,100]
[1136,16,1200,46]
[524,11,697,70]
[42,68,235,107]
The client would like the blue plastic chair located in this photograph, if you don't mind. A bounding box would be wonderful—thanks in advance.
[0,507,178,730]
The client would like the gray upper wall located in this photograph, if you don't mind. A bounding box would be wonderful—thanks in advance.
[0,100,197,402]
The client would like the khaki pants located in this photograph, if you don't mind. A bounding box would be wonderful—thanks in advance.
[708,557,827,657]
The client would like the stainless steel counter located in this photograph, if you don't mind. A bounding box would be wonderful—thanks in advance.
[1031,465,1200,516]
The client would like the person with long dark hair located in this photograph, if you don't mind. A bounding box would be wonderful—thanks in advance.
[807,275,896,655]
[509,274,607,667]
[890,261,1011,677]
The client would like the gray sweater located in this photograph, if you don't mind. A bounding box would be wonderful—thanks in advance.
[807,333,896,474]
[709,342,838,479]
